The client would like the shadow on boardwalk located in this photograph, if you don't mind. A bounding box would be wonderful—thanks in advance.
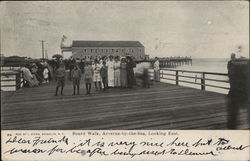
[1,81,249,130]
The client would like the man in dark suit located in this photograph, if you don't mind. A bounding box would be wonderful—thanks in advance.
[227,53,249,129]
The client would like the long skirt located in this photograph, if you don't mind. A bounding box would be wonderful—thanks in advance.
[127,69,136,88]
[154,69,160,82]
[114,69,121,87]
[108,68,114,87]
[120,69,127,87]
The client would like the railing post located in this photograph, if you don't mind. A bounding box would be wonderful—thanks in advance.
[176,71,179,85]
[201,73,205,90]
[16,73,19,90]
[15,73,18,90]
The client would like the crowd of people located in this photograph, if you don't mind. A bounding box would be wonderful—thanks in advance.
[20,62,50,87]
[19,55,161,96]
[54,55,150,96]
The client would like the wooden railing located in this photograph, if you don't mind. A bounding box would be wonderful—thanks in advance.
[1,71,24,90]
[160,68,229,91]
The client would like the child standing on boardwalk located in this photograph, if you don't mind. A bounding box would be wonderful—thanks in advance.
[100,61,108,90]
[54,63,66,96]
[71,64,82,95]
[43,66,49,84]
[93,60,102,91]
[84,62,93,95]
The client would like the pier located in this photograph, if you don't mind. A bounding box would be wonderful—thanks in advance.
[136,57,192,68]
[158,57,192,68]
[1,78,249,130]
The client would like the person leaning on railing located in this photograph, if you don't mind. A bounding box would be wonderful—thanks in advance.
[227,53,249,129]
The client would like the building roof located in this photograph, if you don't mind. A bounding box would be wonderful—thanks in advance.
[72,41,144,47]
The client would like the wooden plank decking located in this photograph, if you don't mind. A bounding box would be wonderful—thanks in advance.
[1,81,249,130]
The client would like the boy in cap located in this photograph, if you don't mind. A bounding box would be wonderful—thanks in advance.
[55,63,66,96]
[93,59,102,91]
[84,61,93,95]
[71,64,82,95]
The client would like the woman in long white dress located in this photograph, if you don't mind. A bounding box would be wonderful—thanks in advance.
[114,56,121,87]
[106,56,115,87]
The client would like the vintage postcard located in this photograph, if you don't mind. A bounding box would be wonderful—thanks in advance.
[1,1,249,161]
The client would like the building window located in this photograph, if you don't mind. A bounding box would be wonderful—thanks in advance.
[106,49,108,52]
[95,49,97,53]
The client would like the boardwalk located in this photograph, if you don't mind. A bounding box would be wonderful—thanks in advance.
[1,81,249,130]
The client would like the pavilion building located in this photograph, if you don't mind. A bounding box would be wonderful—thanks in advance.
[70,40,145,61]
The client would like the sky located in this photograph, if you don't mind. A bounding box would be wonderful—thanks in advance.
[0,1,249,59]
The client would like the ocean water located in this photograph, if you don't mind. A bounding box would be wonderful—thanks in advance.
[177,58,229,73]
[161,58,230,94]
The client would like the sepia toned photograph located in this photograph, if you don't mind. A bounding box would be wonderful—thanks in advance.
[1,1,249,130]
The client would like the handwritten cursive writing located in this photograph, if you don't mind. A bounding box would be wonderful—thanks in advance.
[3,135,249,158]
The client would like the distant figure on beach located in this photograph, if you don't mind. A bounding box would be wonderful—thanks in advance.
[71,64,81,95]
[84,62,93,95]
[154,57,160,82]
[226,53,249,129]
[100,61,108,90]
[54,63,66,96]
